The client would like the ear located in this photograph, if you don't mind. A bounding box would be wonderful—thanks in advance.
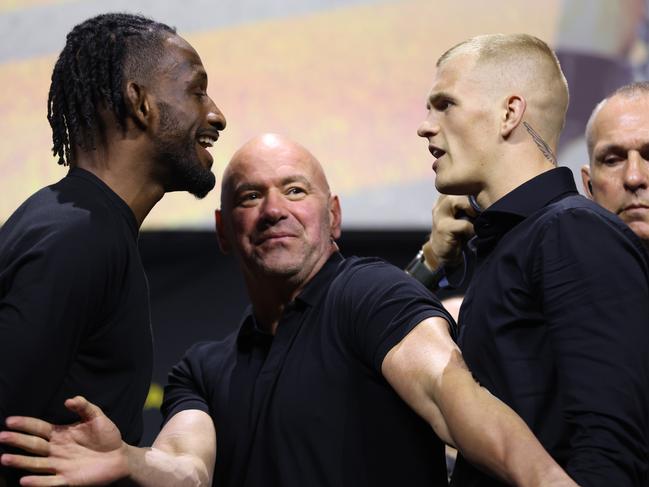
[214,209,231,254]
[500,95,526,139]
[329,194,342,241]
[580,164,594,199]
[125,80,152,131]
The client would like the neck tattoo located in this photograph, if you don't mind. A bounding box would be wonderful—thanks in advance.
[523,121,557,165]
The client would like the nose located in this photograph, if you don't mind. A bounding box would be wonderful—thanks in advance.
[624,151,649,191]
[206,96,226,130]
[417,112,439,139]
[259,189,288,225]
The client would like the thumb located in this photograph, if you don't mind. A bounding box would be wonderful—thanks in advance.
[64,396,104,422]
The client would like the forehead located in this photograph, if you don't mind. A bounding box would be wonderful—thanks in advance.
[428,52,483,98]
[593,95,649,145]
[227,148,324,190]
[158,34,206,80]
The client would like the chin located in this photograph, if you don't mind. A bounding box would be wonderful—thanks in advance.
[627,221,649,242]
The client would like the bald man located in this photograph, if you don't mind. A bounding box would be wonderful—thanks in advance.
[581,81,649,250]
[418,34,649,486]
[0,134,577,487]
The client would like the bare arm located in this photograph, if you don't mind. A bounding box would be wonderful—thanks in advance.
[382,318,577,487]
[0,396,215,487]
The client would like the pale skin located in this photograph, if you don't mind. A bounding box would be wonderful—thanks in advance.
[0,135,576,486]
[581,92,649,249]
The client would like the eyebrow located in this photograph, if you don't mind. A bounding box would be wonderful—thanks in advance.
[426,91,455,109]
[233,175,313,194]
[594,142,649,158]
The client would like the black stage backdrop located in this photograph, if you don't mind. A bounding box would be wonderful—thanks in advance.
[139,230,461,445]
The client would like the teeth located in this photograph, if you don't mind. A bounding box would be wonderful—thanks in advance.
[198,136,216,147]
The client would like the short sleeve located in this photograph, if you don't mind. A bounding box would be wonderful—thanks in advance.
[336,259,455,374]
[161,342,213,425]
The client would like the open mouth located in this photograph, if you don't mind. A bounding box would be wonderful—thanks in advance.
[198,134,218,148]
[429,145,446,159]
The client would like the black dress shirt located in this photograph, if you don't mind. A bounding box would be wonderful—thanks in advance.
[451,168,649,486]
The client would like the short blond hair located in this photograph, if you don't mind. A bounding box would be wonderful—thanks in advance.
[438,34,569,144]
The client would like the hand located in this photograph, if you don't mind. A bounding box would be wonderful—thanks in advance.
[0,396,127,486]
[422,195,476,269]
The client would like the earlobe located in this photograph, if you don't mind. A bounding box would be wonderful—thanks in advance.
[329,195,342,240]
[580,164,594,199]
[125,81,150,130]
[501,95,526,139]
[215,210,231,254]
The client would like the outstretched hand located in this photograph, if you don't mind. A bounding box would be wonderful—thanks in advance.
[422,195,477,269]
[0,396,127,486]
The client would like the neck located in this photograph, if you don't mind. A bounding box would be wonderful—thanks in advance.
[247,277,301,335]
[476,150,556,209]
[244,247,336,335]
[74,143,165,228]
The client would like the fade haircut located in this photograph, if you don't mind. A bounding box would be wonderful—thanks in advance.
[586,81,649,159]
[437,34,569,144]
[48,13,176,166]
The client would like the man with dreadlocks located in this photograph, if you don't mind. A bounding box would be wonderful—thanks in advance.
[0,12,225,484]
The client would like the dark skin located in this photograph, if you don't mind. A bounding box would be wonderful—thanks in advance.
[75,33,226,227]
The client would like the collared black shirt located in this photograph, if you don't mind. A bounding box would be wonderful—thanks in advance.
[452,168,649,486]
[162,253,454,487]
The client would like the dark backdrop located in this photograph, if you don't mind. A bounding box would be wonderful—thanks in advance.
[138,229,461,444]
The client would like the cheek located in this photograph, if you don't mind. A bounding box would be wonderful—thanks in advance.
[592,174,625,208]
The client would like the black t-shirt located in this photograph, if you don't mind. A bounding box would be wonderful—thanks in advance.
[162,253,454,487]
[453,168,649,486]
[0,168,153,448]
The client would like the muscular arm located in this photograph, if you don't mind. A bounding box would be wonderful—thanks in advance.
[382,317,576,487]
[0,397,216,486]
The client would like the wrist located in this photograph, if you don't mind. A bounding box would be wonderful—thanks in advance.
[405,249,446,291]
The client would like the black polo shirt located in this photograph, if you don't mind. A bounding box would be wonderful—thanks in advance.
[162,253,453,487]
[451,168,649,486]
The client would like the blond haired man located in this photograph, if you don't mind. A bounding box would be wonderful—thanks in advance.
[419,34,649,486]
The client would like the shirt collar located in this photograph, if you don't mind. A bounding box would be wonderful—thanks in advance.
[68,166,139,239]
[473,167,578,251]
[294,251,345,307]
[236,252,345,350]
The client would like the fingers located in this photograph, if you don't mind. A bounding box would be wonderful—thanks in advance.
[434,195,476,222]
[0,453,55,474]
[3,417,52,441]
[20,474,68,487]
[64,396,102,422]
[0,431,50,456]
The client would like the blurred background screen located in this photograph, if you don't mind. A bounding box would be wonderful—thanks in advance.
[2,0,647,229]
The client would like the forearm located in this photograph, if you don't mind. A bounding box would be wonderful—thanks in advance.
[436,356,572,487]
[122,444,211,487]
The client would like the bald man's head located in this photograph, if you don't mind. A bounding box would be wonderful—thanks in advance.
[220,133,331,210]
[216,133,341,284]
[582,83,649,247]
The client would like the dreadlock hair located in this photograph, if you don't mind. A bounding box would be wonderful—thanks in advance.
[48,13,176,166]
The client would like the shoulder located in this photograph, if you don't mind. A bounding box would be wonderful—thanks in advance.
[537,195,646,256]
[334,256,414,286]
[171,333,240,380]
[2,182,130,262]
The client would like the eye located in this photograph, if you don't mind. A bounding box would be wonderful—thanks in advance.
[237,192,260,206]
[432,98,453,112]
[286,186,307,199]
[600,154,623,166]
